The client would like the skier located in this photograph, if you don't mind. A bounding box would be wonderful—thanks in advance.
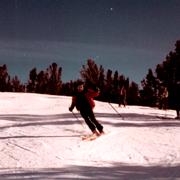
[118,85,127,107]
[69,81,104,137]
[160,87,169,110]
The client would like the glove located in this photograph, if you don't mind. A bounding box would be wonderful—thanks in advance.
[69,106,73,112]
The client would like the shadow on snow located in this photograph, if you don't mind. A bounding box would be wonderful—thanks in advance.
[0,163,180,180]
[0,112,180,130]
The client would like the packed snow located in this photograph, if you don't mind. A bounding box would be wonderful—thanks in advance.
[0,92,180,179]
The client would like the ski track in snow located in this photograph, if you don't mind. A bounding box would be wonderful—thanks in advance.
[0,92,180,179]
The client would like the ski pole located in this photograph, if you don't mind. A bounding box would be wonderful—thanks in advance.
[72,111,85,128]
[108,102,124,120]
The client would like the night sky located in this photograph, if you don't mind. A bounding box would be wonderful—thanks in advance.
[0,0,180,84]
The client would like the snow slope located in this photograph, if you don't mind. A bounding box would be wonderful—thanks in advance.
[0,92,180,180]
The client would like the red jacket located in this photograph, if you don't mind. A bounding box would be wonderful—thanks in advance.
[70,88,100,111]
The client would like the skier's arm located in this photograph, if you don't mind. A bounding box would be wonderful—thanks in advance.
[87,88,100,98]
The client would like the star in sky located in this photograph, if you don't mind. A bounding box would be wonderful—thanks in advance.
[110,7,114,11]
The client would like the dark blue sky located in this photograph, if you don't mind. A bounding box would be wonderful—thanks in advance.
[0,0,180,84]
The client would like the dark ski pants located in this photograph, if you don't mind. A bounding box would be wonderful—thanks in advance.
[80,108,103,133]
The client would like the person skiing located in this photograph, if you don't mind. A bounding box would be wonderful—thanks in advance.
[69,81,104,136]
[160,86,169,110]
[118,85,127,107]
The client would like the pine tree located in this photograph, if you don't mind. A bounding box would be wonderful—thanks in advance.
[155,40,180,108]
[0,64,11,92]
[156,40,180,86]
[127,82,139,105]
[141,69,158,106]
[11,76,25,92]
[46,63,62,95]
[27,68,37,92]
[80,59,101,88]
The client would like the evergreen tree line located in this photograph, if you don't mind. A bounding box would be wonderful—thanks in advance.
[0,40,179,109]
[140,40,180,109]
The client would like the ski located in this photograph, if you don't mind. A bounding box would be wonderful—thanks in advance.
[81,133,98,141]
[82,135,97,141]
[81,132,106,141]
